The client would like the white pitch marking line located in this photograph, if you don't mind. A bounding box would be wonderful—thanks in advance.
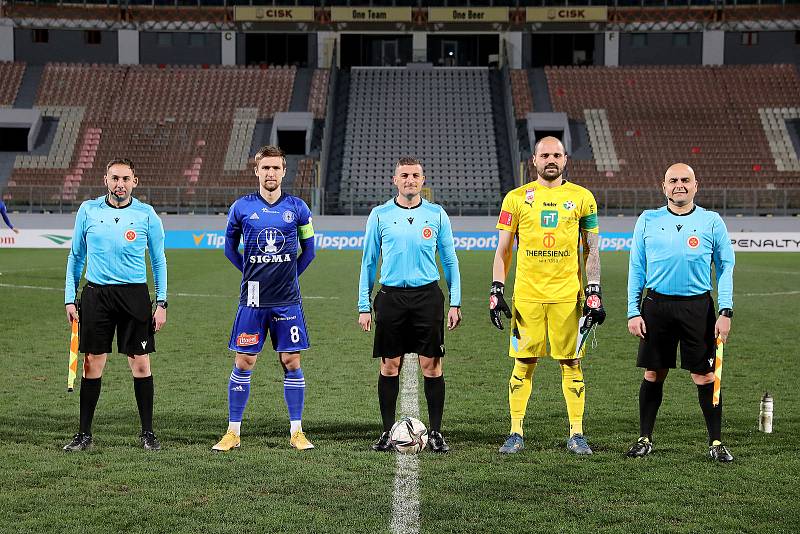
[4,282,798,301]
[0,283,338,300]
[390,353,421,534]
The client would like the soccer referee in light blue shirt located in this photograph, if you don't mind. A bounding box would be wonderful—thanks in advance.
[358,156,462,453]
[63,158,167,453]
[625,163,735,463]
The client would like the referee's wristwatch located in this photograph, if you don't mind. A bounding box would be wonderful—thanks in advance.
[156,300,168,310]
[718,308,733,318]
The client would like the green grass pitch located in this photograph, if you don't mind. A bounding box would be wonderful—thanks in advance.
[0,249,798,533]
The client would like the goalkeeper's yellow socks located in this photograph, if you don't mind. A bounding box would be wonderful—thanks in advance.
[560,362,585,436]
[509,359,537,436]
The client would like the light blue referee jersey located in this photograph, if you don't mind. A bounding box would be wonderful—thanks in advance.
[627,205,734,318]
[65,196,167,304]
[358,198,461,312]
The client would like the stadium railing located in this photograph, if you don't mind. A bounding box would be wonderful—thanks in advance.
[4,186,799,216]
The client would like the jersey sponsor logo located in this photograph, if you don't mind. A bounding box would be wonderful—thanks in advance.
[542,202,557,207]
[525,249,570,257]
[273,314,298,321]
[687,235,700,249]
[237,332,260,346]
[422,226,433,239]
[541,210,559,228]
[249,254,291,263]
[125,230,137,242]
[525,189,535,204]
[542,232,556,248]
[498,210,513,226]
[282,210,295,223]
[564,200,575,210]
[257,227,286,254]
[249,213,260,220]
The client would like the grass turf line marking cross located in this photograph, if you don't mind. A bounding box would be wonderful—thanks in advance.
[390,353,421,534]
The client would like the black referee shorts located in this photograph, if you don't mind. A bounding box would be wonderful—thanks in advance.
[636,290,716,375]
[373,282,445,359]
[79,282,155,356]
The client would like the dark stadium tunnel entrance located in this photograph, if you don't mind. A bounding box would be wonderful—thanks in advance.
[278,130,306,155]
[0,128,28,151]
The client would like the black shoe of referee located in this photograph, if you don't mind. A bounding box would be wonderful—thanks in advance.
[140,431,161,451]
[427,431,450,453]
[372,431,393,452]
[63,432,93,452]
[625,437,653,458]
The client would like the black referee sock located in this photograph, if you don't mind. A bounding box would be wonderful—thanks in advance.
[697,382,722,444]
[378,373,399,432]
[639,379,664,440]
[79,377,102,435]
[133,375,154,433]
[424,375,445,433]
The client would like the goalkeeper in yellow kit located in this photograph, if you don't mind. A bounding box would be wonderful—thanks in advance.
[490,136,605,455]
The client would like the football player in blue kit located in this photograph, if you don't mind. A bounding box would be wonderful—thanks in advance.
[212,145,317,452]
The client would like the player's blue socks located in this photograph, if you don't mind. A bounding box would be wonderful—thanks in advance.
[284,368,305,433]
[228,366,252,426]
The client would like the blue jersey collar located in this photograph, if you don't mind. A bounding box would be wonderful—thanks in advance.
[257,192,285,208]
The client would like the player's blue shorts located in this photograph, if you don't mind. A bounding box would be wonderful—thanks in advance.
[228,303,310,354]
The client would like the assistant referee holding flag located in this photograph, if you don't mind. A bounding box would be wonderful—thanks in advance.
[626,163,735,462]
[358,156,462,453]
[63,158,168,452]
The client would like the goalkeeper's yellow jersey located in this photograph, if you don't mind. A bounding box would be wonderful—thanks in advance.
[496,180,599,303]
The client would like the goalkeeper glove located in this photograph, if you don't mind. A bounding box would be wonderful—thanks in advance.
[583,283,606,328]
[489,281,512,330]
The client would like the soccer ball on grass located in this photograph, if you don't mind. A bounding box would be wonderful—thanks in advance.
[390,417,428,454]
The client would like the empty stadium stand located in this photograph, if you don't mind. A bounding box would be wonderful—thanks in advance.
[5,63,297,210]
[0,62,26,107]
[544,64,800,191]
[338,67,501,214]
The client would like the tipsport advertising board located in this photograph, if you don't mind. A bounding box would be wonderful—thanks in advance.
[3,230,800,252]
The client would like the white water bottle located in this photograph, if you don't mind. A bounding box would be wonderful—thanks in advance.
[759,392,773,433]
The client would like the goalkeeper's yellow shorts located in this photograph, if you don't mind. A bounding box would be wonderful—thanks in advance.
[508,300,583,360]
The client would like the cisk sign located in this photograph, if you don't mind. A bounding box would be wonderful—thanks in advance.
[526,7,608,22]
